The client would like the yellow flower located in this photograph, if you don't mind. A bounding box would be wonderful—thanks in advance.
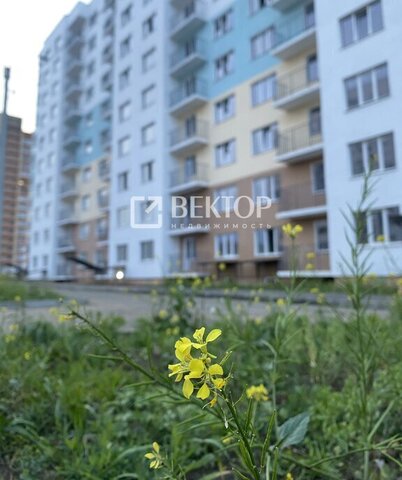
[218,262,226,272]
[246,384,269,402]
[316,293,326,305]
[24,351,32,360]
[158,309,168,320]
[58,313,74,323]
[276,298,286,307]
[170,314,180,324]
[254,316,262,325]
[14,295,21,302]
[144,442,163,469]
[5,334,16,343]
[286,473,294,480]
[306,252,316,260]
[376,234,385,242]
[310,287,320,294]
[305,263,314,271]
[282,223,303,239]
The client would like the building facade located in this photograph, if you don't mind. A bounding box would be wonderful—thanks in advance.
[29,0,402,281]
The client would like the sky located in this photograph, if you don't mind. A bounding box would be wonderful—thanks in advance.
[0,0,89,133]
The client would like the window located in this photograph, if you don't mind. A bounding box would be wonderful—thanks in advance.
[315,220,329,251]
[117,244,128,262]
[141,161,154,183]
[88,36,96,51]
[86,87,94,101]
[253,175,280,203]
[214,9,233,38]
[79,223,90,240]
[140,241,155,260]
[143,14,156,38]
[306,54,318,83]
[309,107,321,136]
[254,228,281,256]
[215,233,238,258]
[215,51,234,80]
[350,133,395,175]
[340,1,383,47]
[46,178,52,192]
[120,36,131,58]
[117,206,130,228]
[84,140,93,154]
[305,3,315,29]
[97,188,108,208]
[86,113,94,127]
[345,64,389,109]
[142,84,156,109]
[249,0,269,14]
[252,123,278,154]
[118,171,129,192]
[214,185,238,213]
[119,101,132,122]
[43,229,49,243]
[97,218,107,239]
[81,195,90,211]
[312,162,325,192]
[141,123,156,146]
[251,27,274,59]
[215,94,235,123]
[251,74,276,106]
[119,68,131,90]
[82,166,92,183]
[215,139,236,167]
[121,5,132,26]
[357,208,402,244]
[118,136,131,157]
[87,61,95,77]
[142,48,156,72]
[89,12,97,27]
[139,200,158,224]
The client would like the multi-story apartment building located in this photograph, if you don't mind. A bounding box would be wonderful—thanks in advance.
[29,0,402,281]
[0,101,32,272]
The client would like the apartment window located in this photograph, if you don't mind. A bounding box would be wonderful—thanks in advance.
[140,241,155,260]
[43,255,49,267]
[251,74,276,106]
[254,228,281,256]
[215,51,234,80]
[84,140,93,154]
[305,3,315,29]
[142,84,156,109]
[141,161,154,183]
[143,14,156,38]
[87,61,95,77]
[345,64,389,109]
[82,166,92,183]
[81,195,90,211]
[121,5,132,27]
[46,178,52,192]
[141,123,156,146]
[118,171,129,192]
[309,107,321,136]
[86,87,94,102]
[118,136,131,157]
[215,94,235,123]
[315,220,329,251]
[85,113,93,127]
[350,133,395,176]
[253,175,280,203]
[307,54,318,83]
[88,36,96,51]
[249,0,269,14]
[139,200,158,224]
[358,208,402,244]
[45,203,51,217]
[119,101,132,122]
[89,12,97,27]
[215,139,236,167]
[215,233,238,258]
[214,9,233,38]
[79,223,90,240]
[252,123,278,154]
[117,206,130,228]
[117,244,128,262]
[251,27,274,59]
[97,188,108,208]
[214,185,238,213]
[119,68,131,90]
[312,162,325,192]
[340,1,383,48]
[142,48,156,73]
[120,36,132,58]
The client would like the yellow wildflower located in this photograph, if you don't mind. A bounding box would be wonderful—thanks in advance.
[24,351,32,361]
[376,235,385,242]
[246,384,269,402]
[306,252,316,260]
[254,316,262,325]
[218,262,226,272]
[316,293,326,305]
[14,295,21,303]
[282,223,303,239]
[144,442,163,469]
[310,287,320,294]
[158,309,168,320]
[305,263,314,271]
[286,473,294,480]
[170,314,180,324]
[276,298,286,307]
[5,334,16,343]
[58,313,74,323]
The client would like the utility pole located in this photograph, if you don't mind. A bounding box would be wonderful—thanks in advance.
[3,67,10,114]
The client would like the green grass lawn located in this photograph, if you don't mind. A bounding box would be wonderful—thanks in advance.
[0,276,58,302]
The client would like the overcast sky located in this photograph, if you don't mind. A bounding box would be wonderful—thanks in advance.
[0,0,89,133]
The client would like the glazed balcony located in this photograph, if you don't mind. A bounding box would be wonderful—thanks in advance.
[276,182,326,219]
[66,56,83,76]
[170,40,207,77]
[169,163,208,194]
[66,34,84,55]
[170,1,206,41]
[269,0,299,11]
[64,105,81,125]
[65,80,82,101]
[56,264,74,278]
[61,157,80,173]
[277,121,323,163]
[58,209,78,225]
[272,11,316,60]
[97,228,108,242]
[98,160,111,180]
[278,244,330,276]
[57,236,76,253]
[63,131,81,150]
[169,78,208,115]
[274,65,320,110]
[169,119,208,156]
[60,181,78,200]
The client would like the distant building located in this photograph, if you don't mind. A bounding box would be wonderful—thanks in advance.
[0,113,32,272]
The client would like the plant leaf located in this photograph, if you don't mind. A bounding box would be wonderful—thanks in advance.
[277,412,310,449]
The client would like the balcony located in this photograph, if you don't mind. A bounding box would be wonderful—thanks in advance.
[97,228,108,242]
[66,56,83,76]
[269,0,299,10]
[101,101,112,121]
[64,105,81,125]
[170,1,206,41]
[169,217,210,236]
[99,160,110,180]
[61,157,80,173]
[277,121,323,163]
[56,264,74,278]
[63,131,81,150]
[65,81,82,101]
[103,18,114,37]
[170,78,208,115]
[278,244,330,277]
[272,13,316,60]
[170,40,207,77]
[168,255,207,277]
[102,48,114,65]
[170,119,208,156]
[274,65,320,110]
[170,163,208,194]
[58,209,78,225]
[67,34,84,54]
[98,194,109,211]
[60,181,78,200]
[276,183,327,220]
[57,236,76,253]
[102,76,113,92]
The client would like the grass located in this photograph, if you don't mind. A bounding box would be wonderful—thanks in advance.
[0,276,58,302]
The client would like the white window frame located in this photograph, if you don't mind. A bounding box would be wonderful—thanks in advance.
[215,51,234,80]
[314,219,329,252]
[252,175,280,203]
[340,1,383,47]
[251,74,276,107]
[254,227,281,257]
[252,123,278,154]
[140,240,155,261]
[350,133,395,176]
[214,232,239,259]
[215,94,235,124]
[251,27,274,59]
[214,185,238,213]
[215,139,236,167]
[214,8,234,38]
[345,63,389,109]
[311,162,325,193]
